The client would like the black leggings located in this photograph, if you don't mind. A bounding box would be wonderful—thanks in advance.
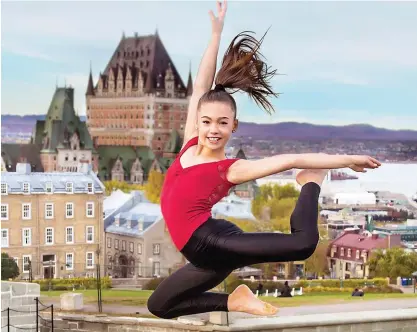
[147,182,320,319]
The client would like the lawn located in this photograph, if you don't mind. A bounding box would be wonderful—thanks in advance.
[40,289,416,308]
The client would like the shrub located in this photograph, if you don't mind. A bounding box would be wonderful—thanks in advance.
[143,277,166,290]
[35,277,111,290]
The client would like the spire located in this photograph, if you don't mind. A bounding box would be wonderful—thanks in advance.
[155,26,159,36]
[86,62,95,96]
[186,61,193,96]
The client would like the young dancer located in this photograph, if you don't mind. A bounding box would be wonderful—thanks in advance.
[147,0,381,319]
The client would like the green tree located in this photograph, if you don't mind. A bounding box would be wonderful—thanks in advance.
[104,180,144,195]
[304,240,330,277]
[144,171,166,203]
[1,253,19,280]
[368,247,417,279]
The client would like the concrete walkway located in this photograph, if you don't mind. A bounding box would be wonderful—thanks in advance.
[44,297,417,320]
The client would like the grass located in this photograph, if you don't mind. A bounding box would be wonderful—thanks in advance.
[40,289,416,308]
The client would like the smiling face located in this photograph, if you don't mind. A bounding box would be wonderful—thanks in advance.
[197,101,238,152]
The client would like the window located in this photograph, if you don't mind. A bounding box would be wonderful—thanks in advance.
[66,227,74,244]
[356,250,360,259]
[22,228,31,246]
[45,227,54,245]
[86,202,94,218]
[45,182,53,193]
[1,204,8,220]
[66,182,73,193]
[153,244,160,255]
[340,247,345,256]
[66,203,74,218]
[129,242,134,253]
[152,262,160,276]
[45,203,54,219]
[23,182,30,194]
[115,239,119,249]
[22,203,31,220]
[86,252,94,268]
[1,229,9,247]
[347,248,352,258]
[1,183,7,195]
[66,253,74,270]
[23,255,31,273]
[107,237,112,248]
[137,243,142,254]
[122,240,126,251]
[87,182,94,194]
[86,226,94,243]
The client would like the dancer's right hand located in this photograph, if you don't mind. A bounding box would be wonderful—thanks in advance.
[209,0,227,36]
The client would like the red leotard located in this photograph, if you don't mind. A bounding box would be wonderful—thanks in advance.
[160,136,239,250]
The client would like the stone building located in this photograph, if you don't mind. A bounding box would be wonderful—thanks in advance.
[1,87,98,173]
[96,128,182,183]
[86,31,193,157]
[103,190,184,278]
[1,163,105,279]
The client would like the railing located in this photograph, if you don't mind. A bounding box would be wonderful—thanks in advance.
[1,297,54,332]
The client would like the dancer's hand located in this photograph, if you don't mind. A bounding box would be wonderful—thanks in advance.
[348,156,381,173]
[209,0,227,36]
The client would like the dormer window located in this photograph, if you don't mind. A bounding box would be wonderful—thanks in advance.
[340,247,345,256]
[1,183,7,195]
[87,182,94,194]
[45,182,53,194]
[66,182,73,193]
[23,182,30,194]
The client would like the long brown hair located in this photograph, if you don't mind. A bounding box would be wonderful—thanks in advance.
[198,30,279,115]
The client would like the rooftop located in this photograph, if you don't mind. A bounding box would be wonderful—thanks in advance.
[1,163,104,194]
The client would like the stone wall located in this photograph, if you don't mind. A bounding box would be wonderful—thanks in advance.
[53,309,417,332]
[1,281,40,332]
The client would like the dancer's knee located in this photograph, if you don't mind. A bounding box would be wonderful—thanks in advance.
[296,233,319,260]
[147,291,171,319]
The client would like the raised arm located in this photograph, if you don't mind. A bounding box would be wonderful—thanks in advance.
[182,0,227,146]
[227,153,381,185]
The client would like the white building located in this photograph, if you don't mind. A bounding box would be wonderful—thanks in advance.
[333,192,376,205]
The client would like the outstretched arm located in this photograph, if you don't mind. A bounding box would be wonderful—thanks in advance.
[227,153,381,184]
[182,0,227,146]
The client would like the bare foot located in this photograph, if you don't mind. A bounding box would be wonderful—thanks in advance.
[227,285,278,316]
[296,169,329,187]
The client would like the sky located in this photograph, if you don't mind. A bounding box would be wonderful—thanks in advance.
[1,0,417,130]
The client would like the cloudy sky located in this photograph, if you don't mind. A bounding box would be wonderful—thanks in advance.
[2,1,417,130]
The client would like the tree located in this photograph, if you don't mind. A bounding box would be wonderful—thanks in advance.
[144,171,165,204]
[304,240,330,278]
[368,247,417,279]
[104,180,144,196]
[1,253,19,280]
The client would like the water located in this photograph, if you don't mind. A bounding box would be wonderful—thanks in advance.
[322,163,417,198]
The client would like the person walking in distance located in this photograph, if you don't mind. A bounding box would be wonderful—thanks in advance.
[147,0,381,319]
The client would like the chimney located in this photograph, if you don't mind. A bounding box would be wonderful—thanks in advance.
[16,163,31,175]
[126,219,131,229]
[115,217,120,227]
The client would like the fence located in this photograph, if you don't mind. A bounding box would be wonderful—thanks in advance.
[1,297,54,332]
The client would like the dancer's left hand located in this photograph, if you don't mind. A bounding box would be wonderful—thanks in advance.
[348,155,381,173]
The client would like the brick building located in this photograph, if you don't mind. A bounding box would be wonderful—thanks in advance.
[1,163,105,279]
[86,31,193,157]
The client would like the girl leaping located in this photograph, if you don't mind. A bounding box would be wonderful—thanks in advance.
[147,0,381,318]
